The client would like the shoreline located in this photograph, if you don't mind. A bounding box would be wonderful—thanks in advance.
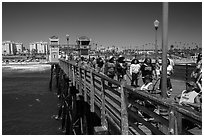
[2,63,51,72]
[2,61,49,66]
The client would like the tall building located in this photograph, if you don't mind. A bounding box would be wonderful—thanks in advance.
[29,42,48,54]
[2,41,17,55]
[29,42,37,54]
[15,42,23,54]
[76,36,91,58]
[49,36,59,63]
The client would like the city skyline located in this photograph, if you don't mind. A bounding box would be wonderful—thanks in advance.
[2,2,202,50]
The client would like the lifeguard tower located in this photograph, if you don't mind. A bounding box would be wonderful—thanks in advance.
[76,36,91,58]
[49,36,60,63]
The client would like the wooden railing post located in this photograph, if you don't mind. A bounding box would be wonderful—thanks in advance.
[168,107,183,135]
[72,66,75,86]
[174,109,182,134]
[84,69,87,102]
[120,80,129,135]
[101,78,108,128]
[168,108,177,135]
[94,78,108,135]
[90,69,95,112]
[78,66,82,94]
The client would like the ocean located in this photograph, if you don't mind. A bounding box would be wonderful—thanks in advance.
[2,64,63,135]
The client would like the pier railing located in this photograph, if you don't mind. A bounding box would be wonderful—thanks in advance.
[58,59,202,135]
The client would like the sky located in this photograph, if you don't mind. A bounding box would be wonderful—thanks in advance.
[2,2,202,50]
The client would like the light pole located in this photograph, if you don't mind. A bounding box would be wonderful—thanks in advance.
[154,19,159,62]
[161,3,169,99]
[66,34,69,60]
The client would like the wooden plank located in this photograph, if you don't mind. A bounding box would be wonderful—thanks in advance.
[94,94,102,104]
[94,82,102,92]
[94,98,102,108]
[104,85,121,97]
[129,109,165,135]
[85,78,91,84]
[83,69,87,102]
[94,76,102,85]
[106,115,121,134]
[106,108,121,128]
[94,103,101,118]
[129,122,146,135]
[120,80,129,135]
[90,69,95,112]
[101,78,108,128]
[104,91,121,107]
[128,99,169,127]
[94,90,102,101]
[105,101,121,120]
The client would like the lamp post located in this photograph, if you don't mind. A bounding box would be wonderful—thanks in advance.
[66,34,69,60]
[154,19,159,62]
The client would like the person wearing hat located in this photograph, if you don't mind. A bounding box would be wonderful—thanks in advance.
[174,81,201,109]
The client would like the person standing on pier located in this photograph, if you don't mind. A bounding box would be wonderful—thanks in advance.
[104,56,116,87]
[140,58,156,84]
[116,55,128,81]
[130,58,141,87]
[96,56,104,73]
[159,59,173,97]
[191,53,202,91]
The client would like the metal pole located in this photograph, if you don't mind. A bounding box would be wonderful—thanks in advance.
[155,27,158,62]
[161,2,169,99]
[66,34,69,60]
[143,45,145,58]
[185,64,188,89]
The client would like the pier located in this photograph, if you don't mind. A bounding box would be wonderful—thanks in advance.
[48,59,202,135]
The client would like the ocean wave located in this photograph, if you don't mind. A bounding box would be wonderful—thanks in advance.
[2,64,51,72]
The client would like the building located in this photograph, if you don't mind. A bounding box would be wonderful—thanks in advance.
[49,36,60,63]
[15,42,23,54]
[2,41,17,55]
[29,41,49,54]
[36,42,48,54]
[29,42,37,54]
[76,36,91,58]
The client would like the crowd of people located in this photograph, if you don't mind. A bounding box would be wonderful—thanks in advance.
[61,53,202,132]
[74,54,202,112]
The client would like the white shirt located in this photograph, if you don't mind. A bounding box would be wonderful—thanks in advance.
[179,90,199,105]
[167,65,173,76]
[140,82,153,91]
[130,64,140,75]
[160,65,173,76]
[168,58,175,68]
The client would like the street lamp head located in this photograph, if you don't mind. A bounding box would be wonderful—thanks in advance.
[154,20,159,29]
